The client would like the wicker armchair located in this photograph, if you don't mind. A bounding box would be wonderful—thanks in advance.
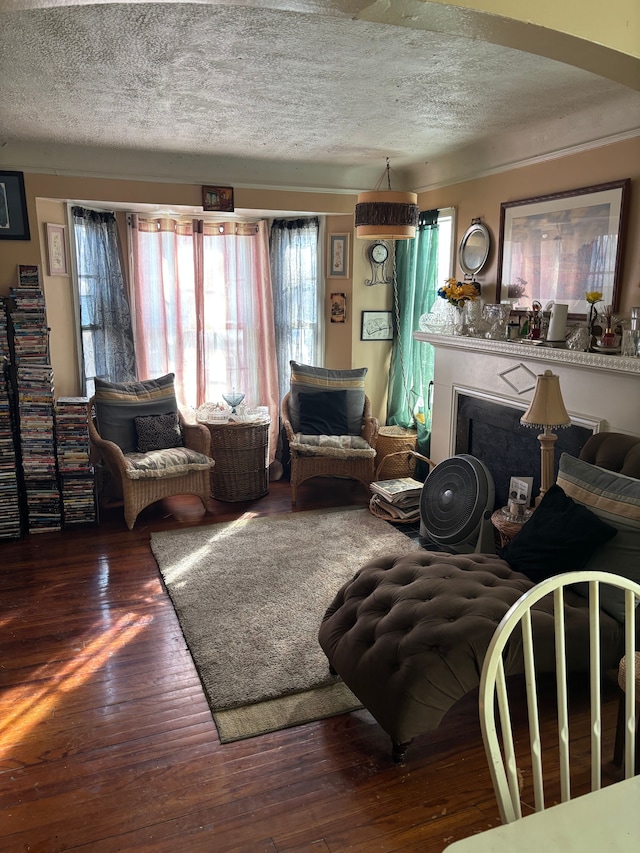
[282,391,379,505]
[88,398,215,530]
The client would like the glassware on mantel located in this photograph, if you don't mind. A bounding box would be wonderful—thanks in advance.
[222,390,245,414]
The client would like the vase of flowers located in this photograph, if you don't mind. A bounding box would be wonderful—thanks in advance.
[585,290,603,345]
[438,278,481,335]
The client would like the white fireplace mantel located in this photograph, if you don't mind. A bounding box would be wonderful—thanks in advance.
[413,331,640,466]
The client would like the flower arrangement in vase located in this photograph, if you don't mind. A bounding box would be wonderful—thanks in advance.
[438,278,481,308]
[438,278,482,335]
[585,290,603,341]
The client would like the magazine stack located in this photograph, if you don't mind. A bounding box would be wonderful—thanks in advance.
[369,476,424,523]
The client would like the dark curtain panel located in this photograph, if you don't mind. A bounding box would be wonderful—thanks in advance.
[270,217,320,404]
[72,207,136,394]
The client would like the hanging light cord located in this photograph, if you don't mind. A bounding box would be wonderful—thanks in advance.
[372,157,395,192]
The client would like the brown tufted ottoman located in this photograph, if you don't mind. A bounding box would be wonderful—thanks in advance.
[318,549,625,762]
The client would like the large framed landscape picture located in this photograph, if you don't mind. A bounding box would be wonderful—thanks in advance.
[496,179,629,318]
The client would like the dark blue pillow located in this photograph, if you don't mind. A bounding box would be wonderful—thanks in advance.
[298,389,349,435]
[500,484,617,583]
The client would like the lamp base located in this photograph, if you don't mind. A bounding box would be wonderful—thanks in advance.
[536,430,558,505]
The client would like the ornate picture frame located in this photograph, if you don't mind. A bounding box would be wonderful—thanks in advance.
[496,179,630,318]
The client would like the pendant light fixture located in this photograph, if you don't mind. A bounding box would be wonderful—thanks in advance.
[355,158,419,240]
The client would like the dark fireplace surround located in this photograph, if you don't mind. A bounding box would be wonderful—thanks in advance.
[455,393,592,511]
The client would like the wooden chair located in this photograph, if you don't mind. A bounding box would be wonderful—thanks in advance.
[88,399,214,530]
[479,571,640,824]
[613,652,640,771]
[281,391,379,505]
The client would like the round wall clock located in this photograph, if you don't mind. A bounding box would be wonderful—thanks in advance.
[366,240,391,285]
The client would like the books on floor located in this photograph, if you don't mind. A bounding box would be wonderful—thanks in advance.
[369,477,424,522]
[370,477,423,503]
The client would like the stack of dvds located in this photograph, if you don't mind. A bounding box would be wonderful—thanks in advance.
[0,300,23,539]
[9,265,62,533]
[55,397,97,527]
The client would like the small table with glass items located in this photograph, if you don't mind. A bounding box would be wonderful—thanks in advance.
[491,504,534,549]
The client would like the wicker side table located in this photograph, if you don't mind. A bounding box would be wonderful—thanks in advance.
[203,419,270,502]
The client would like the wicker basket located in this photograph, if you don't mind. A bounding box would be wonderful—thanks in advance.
[375,426,418,479]
[206,420,270,502]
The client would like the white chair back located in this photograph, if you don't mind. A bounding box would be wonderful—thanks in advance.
[479,571,640,824]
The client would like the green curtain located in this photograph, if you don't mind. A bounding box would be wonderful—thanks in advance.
[386,210,440,459]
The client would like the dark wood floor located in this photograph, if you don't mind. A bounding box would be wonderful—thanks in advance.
[0,479,624,852]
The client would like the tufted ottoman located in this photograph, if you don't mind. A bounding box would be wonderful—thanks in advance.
[318,550,625,762]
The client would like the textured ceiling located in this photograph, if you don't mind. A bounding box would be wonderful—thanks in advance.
[1,1,639,191]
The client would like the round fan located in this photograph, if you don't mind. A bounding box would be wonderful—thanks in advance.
[419,454,495,552]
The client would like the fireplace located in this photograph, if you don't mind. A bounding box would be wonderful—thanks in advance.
[455,393,592,509]
[413,331,639,513]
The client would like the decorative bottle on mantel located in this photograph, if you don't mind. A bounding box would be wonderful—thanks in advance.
[599,304,617,350]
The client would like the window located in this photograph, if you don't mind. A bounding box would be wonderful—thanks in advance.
[71,206,136,397]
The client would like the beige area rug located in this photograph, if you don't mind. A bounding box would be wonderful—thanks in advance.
[150,507,420,742]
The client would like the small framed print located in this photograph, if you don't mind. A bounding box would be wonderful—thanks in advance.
[327,232,349,278]
[202,185,235,212]
[361,310,393,341]
[46,223,68,276]
[330,292,346,323]
[509,476,533,505]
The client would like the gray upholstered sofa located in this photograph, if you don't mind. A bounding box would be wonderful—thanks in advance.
[318,432,640,761]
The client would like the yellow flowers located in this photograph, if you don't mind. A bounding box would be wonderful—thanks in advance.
[438,278,481,307]
[585,291,603,305]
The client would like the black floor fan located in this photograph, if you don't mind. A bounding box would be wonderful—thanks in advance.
[419,454,496,554]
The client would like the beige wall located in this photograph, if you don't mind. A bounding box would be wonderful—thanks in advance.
[418,137,640,315]
[1,136,638,419]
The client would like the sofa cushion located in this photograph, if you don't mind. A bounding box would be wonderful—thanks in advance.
[94,374,178,453]
[298,389,349,435]
[557,453,640,621]
[124,447,213,480]
[135,412,184,452]
[500,484,617,583]
[289,361,367,436]
[291,434,376,457]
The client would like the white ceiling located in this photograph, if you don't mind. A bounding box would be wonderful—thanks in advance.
[1,1,639,193]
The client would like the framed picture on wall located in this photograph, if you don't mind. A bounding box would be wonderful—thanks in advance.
[327,232,349,278]
[201,185,235,212]
[361,310,393,341]
[496,179,630,318]
[46,223,68,275]
[330,292,346,323]
[0,170,30,240]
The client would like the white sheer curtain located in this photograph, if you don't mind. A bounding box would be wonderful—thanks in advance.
[130,216,279,459]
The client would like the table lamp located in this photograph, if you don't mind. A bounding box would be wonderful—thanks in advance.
[520,369,571,505]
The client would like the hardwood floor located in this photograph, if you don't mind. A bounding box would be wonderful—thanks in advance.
[0,479,624,852]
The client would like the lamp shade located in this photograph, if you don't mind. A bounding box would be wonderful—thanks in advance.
[355,190,419,240]
[521,370,571,429]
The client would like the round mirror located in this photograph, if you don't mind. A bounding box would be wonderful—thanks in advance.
[458,221,491,276]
